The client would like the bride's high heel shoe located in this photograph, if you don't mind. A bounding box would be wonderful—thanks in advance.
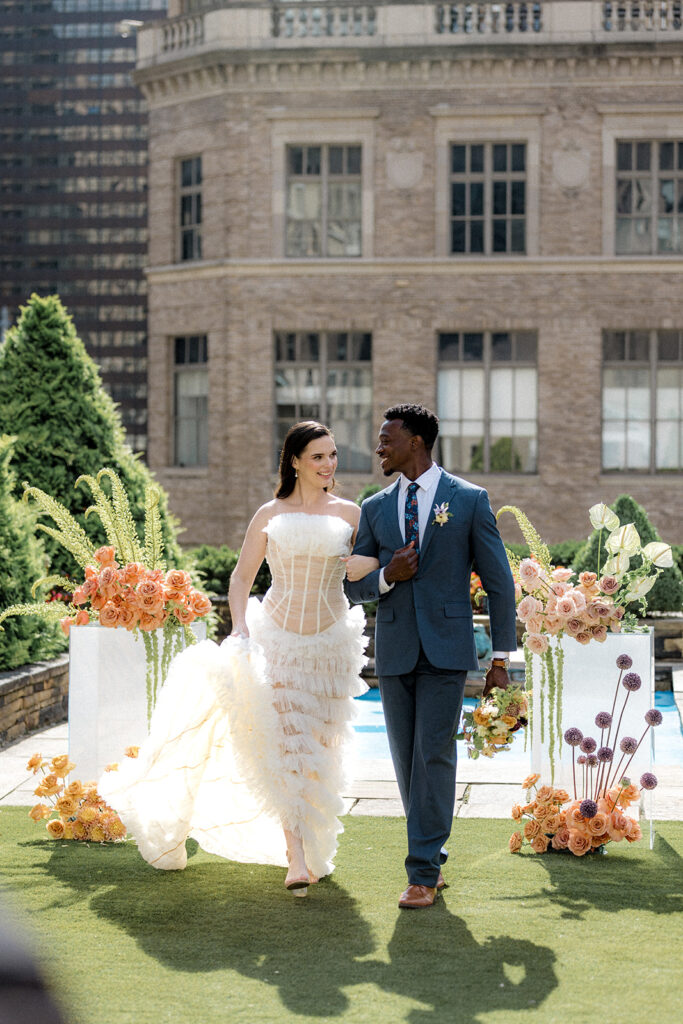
[285,849,310,893]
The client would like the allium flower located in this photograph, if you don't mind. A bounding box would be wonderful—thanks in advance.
[622,672,642,691]
[620,737,638,754]
[616,654,633,669]
[640,772,658,790]
[586,754,598,768]
[579,799,598,818]
[577,755,587,765]
[564,727,583,746]
[597,746,613,762]
[580,737,597,754]
[645,708,663,726]
[595,712,612,729]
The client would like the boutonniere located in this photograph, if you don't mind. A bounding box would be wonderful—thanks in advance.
[432,502,452,526]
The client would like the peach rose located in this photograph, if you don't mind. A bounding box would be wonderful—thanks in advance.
[524,818,542,839]
[625,817,643,843]
[190,591,212,616]
[509,831,523,853]
[94,546,117,567]
[26,753,44,773]
[55,795,78,817]
[525,633,549,655]
[117,605,139,630]
[522,773,540,789]
[575,631,592,645]
[570,589,586,613]
[99,601,120,628]
[65,780,85,799]
[567,829,592,856]
[501,715,518,728]
[37,773,62,797]
[587,811,610,836]
[530,834,550,854]
[584,603,601,622]
[544,813,561,833]
[51,755,75,778]
[610,619,622,633]
[598,575,620,595]
[525,615,545,635]
[564,617,584,635]
[72,585,89,605]
[29,803,51,822]
[46,819,65,839]
[544,615,563,636]
[514,582,522,600]
[90,592,106,611]
[551,567,574,582]
[519,558,546,592]
[551,827,570,850]
[174,604,196,625]
[60,616,75,636]
[165,569,193,593]
[618,784,640,807]
[607,811,629,842]
[566,805,587,831]
[511,804,524,821]
[522,803,535,814]
[517,595,542,622]
[591,625,608,642]
[121,562,147,585]
[74,609,89,626]
[98,566,120,596]
[553,789,570,804]
[591,833,610,848]
[139,593,165,612]
[578,571,598,587]
[534,785,554,805]
[137,579,164,601]
[551,581,572,597]
[555,596,576,618]
[139,610,166,632]
[593,601,612,618]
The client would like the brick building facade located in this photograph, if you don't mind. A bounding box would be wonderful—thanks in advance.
[135,1,683,550]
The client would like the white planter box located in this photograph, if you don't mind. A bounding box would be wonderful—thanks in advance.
[68,623,205,782]
[529,629,654,792]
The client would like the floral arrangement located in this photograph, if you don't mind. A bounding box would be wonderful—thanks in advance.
[508,653,662,856]
[470,571,486,612]
[27,750,136,842]
[461,685,528,759]
[496,503,672,776]
[0,467,213,718]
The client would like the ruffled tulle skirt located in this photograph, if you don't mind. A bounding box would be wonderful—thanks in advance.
[99,597,367,876]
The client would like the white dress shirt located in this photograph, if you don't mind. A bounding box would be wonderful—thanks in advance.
[377,463,508,659]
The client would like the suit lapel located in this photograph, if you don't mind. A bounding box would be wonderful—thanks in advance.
[419,471,457,561]
[381,480,404,550]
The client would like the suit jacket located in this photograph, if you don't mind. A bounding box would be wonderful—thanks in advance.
[345,469,518,676]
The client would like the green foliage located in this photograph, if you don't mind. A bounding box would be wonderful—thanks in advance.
[573,494,683,613]
[189,544,272,596]
[471,436,522,473]
[0,294,181,578]
[497,506,553,574]
[673,544,683,576]
[502,539,602,571]
[355,483,382,506]
[0,437,65,670]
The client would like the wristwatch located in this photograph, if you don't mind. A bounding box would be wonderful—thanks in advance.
[490,657,509,669]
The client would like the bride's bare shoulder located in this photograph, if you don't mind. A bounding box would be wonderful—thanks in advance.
[327,497,361,528]
[250,499,281,528]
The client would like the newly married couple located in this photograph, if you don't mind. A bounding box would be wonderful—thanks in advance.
[101,404,517,909]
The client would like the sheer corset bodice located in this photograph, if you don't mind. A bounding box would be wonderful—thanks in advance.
[261,513,353,636]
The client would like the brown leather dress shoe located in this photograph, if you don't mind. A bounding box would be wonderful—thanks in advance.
[398,884,438,909]
[436,872,447,891]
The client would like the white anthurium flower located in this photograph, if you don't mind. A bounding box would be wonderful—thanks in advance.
[624,575,656,602]
[589,503,620,532]
[601,553,631,578]
[641,542,674,568]
[606,523,641,557]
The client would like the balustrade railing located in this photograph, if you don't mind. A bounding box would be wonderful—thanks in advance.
[271,4,377,38]
[434,2,543,35]
[162,15,204,52]
[602,1,682,31]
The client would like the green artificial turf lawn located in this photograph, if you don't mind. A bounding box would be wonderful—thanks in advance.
[0,810,681,1024]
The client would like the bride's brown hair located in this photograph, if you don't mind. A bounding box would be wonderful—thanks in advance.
[275,421,336,499]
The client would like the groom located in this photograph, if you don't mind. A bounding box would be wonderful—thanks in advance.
[346,404,517,908]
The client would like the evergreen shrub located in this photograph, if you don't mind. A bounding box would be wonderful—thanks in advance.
[190,544,271,596]
[0,295,181,579]
[356,483,382,505]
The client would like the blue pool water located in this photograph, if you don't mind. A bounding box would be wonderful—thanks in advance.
[353,687,683,765]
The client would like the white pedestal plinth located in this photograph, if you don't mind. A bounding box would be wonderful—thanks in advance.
[68,623,205,782]
[530,630,654,791]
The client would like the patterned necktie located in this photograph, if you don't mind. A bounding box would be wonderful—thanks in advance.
[404,481,420,552]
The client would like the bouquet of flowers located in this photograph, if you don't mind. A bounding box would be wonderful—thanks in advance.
[0,467,213,717]
[27,750,134,843]
[508,653,662,856]
[461,684,528,759]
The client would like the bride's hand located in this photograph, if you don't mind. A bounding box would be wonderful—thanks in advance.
[230,625,250,639]
[341,554,380,582]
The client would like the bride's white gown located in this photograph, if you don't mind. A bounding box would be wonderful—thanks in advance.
[99,513,367,877]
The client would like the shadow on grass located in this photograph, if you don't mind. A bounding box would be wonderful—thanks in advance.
[507,834,683,921]
[13,838,558,1022]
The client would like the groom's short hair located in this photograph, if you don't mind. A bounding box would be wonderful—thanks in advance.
[385,404,439,451]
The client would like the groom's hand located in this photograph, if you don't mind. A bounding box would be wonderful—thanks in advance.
[383,541,418,583]
[483,662,510,697]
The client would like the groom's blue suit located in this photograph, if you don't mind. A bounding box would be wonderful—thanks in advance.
[345,468,517,887]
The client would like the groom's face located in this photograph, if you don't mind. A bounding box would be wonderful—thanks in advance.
[376,419,415,476]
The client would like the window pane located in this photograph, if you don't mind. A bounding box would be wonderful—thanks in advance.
[451,220,466,253]
[470,145,484,173]
[287,182,321,220]
[657,367,682,418]
[659,179,675,214]
[515,332,537,361]
[616,180,632,215]
[452,182,466,217]
[633,179,652,214]
[351,332,372,361]
[510,220,526,253]
[491,332,512,361]
[300,333,320,361]
[329,146,343,174]
[437,367,461,418]
[603,332,626,361]
[174,337,185,364]
[491,368,513,417]
[511,180,525,215]
[326,367,372,471]
[658,331,681,361]
[656,420,680,469]
[617,142,632,171]
[288,146,303,175]
[626,420,650,468]
[493,144,507,172]
[439,334,460,362]
[492,219,507,252]
[305,147,321,175]
[493,180,507,215]
[451,145,466,174]
[636,142,651,171]
[470,220,484,253]
[515,368,538,419]
[461,367,485,417]
[347,146,362,175]
[463,333,483,361]
[511,144,525,172]
[659,141,674,171]
[470,181,484,216]
[602,422,626,470]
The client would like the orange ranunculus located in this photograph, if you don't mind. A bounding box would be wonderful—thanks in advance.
[125,746,140,758]
[55,795,78,817]
[511,804,524,821]
[165,569,193,593]
[521,773,540,789]
[522,803,535,814]
[523,818,542,840]
[46,819,65,839]
[94,546,117,567]
[587,811,610,836]
[106,818,127,840]
[99,601,121,628]
[77,805,97,824]
[509,831,523,853]
[50,755,75,778]
[618,784,640,807]
[567,829,592,856]
[60,616,75,636]
[139,610,166,632]
[65,780,85,799]
[174,604,196,625]
[190,591,213,616]
[535,785,555,805]
[29,803,51,822]
[530,834,550,854]
[625,817,642,843]
[553,789,570,804]
[121,562,147,585]
[607,810,629,842]
[551,826,571,850]
[26,753,43,773]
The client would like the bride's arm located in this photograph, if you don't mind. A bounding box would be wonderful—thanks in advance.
[342,554,380,581]
[228,508,269,637]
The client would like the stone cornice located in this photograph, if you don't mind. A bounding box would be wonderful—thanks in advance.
[146,256,683,283]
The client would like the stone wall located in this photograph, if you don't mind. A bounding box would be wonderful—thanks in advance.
[0,655,69,748]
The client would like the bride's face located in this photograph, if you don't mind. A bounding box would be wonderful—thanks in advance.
[292,436,338,488]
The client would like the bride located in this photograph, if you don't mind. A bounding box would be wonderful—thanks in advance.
[100,421,378,896]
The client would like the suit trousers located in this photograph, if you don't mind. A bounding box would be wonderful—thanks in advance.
[379,648,467,887]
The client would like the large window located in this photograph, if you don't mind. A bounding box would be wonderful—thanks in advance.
[174,335,208,467]
[616,140,683,254]
[602,330,683,472]
[274,330,372,470]
[178,156,202,261]
[437,331,537,473]
[285,144,362,257]
[450,142,526,255]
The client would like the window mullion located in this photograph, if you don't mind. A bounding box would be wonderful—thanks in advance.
[483,332,491,471]
[650,329,657,473]
[321,146,327,258]
[320,337,328,424]
[484,146,491,256]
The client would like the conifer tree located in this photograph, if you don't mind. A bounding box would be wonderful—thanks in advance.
[573,493,683,613]
[0,436,64,670]
[0,294,181,578]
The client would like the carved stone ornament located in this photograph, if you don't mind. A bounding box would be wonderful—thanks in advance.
[386,138,424,190]
[552,140,591,197]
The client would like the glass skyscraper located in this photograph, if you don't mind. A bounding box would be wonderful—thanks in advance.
[0,0,167,453]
